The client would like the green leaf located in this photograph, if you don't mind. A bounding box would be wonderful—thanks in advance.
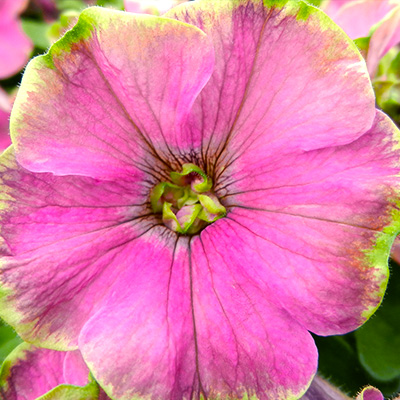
[21,19,51,50]
[355,261,400,381]
[96,0,124,10]
[0,320,22,364]
[315,332,400,397]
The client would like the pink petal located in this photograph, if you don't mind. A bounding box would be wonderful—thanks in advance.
[166,0,375,162]
[356,386,384,400]
[124,0,185,14]
[323,0,398,39]
[0,343,93,399]
[215,111,398,335]
[80,234,317,400]
[0,148,156,348]
[322,0,356,17]
[0,0,32,79]
[11,7,214,179]
[367,5,400,77]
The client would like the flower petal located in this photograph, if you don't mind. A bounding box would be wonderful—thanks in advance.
[356,386,384,400]
[323,0,398,40]
[0,0,32,79]
[216,111,399,335]
[11,7,214,179]
[166,0,375,167]
[79,236,196,400]
[80,235,317,400]
[367,5,400,77]
[0,148,155,349]
[0,343,97,400]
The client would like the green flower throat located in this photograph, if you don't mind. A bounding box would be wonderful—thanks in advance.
[150,164,226,235]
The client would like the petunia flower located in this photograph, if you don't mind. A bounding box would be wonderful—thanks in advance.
[0,0,33,79]
[322,0,400,77]
[0,0,399,399]
[0,343,110,399]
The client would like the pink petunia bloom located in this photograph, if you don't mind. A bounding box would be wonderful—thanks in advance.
[124,0,187,15]
[322,0,400,77]
[0,343,111,399]
[0,0,33,79]
[1,1,400,399]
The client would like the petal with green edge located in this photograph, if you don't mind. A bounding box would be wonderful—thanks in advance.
[165,0,375,162]
[79,236,317,400]
[215,111,400,335]
[0,148,155,349]
[11,7,214,180]
[0,343,101,400]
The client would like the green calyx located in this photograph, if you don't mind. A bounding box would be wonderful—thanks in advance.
[150,164,226,234]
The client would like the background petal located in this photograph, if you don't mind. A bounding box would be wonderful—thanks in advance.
[0,343,96,400]
[11,7,214,179]
[367,5,400,77]
[323,0,398,40]
[0,0,32,79]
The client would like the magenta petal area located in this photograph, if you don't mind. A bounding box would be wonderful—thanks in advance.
[216,111,399,335]
[166,0,375,163]
[0,344,91,399]
[0,148,158,348]
[79,235,317,400]
[11,7,214,179]
[356,386,385,400]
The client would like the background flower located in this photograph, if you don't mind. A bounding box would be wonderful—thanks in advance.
[0,0,33,79]
[322,0,400,77]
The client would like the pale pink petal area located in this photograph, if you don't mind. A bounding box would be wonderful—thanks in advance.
[80,234,317,400]
[322,0,355,17]
[356,386,384,400]
[124,0,186,14]
[0,343,95,399]
[0,148,159,348]
[0,0,33,79]
[63,350,91,386]
[166,0,375,161]
[11,7,214,179]
[323,0,399,39]
[0,89,11,151]
[367,5,400,77]
[214,111,399,335]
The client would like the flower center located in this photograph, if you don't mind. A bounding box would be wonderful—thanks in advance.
[150,163,226,235]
